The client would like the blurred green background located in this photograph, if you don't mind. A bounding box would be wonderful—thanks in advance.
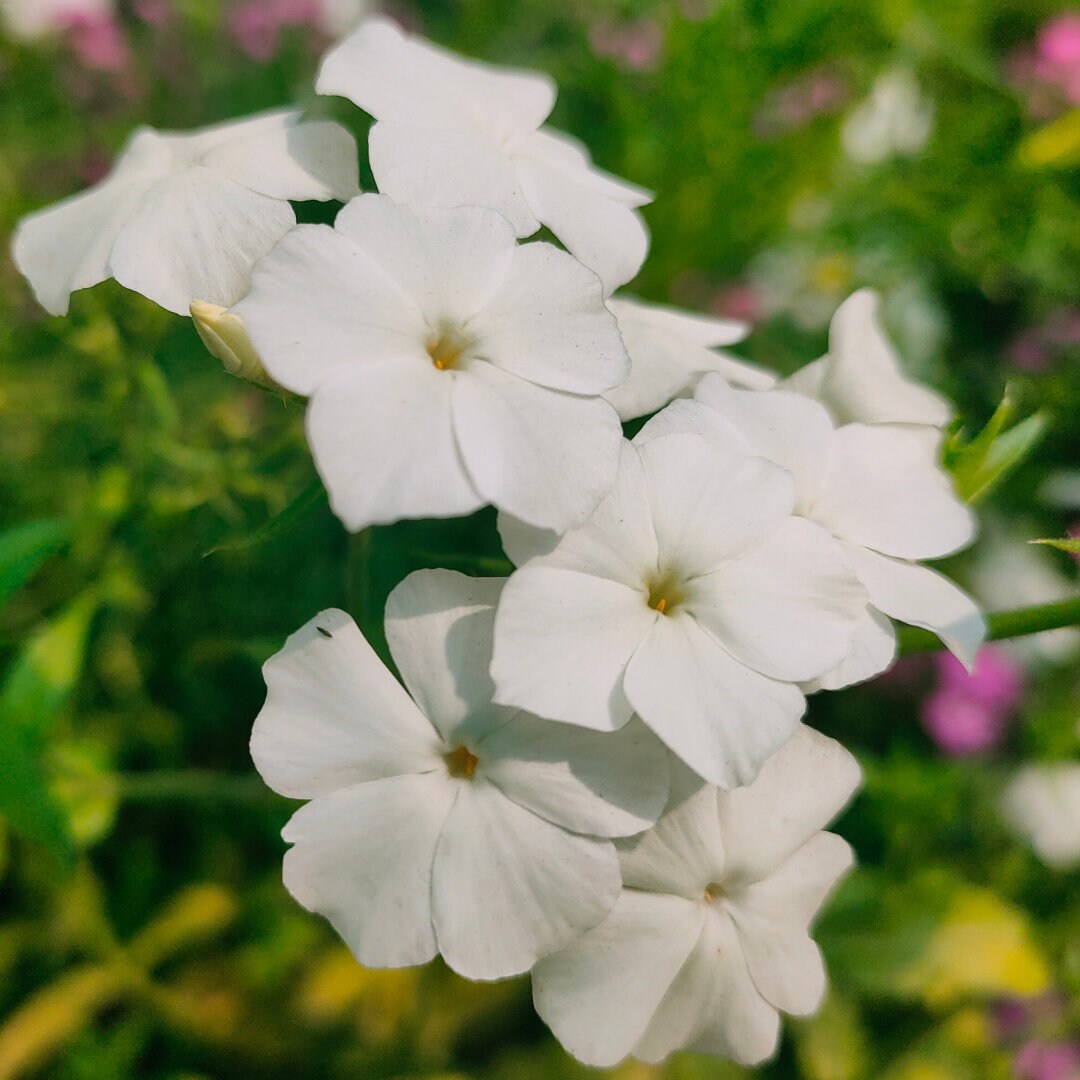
[2,1,1080,1077]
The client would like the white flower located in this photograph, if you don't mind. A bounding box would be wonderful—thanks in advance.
[640,373,983,689]
[532,727,860,1067]
[252,570,670,981]
[841,69,933,165]
[604,295,775,421]
[490,431,867,788]
[1,0,111,39]
[316,17,652,294]
[232,193,629,532]
[1001,764,1080,869]
[784,290,951,430]
[12,109,359,316]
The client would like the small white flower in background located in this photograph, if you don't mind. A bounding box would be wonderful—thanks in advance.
[233,193,629,532]
[533,727,860,1067]
[252,570,670,981]
[0,0,111,39]
[640,371,983,689]
[841,69,933,165]
[12,109,359,316]
[784,290,952,431]
[604,295,775,421]
[491,432,867,788]
[316,17,652,294]
[1001,764,1080,869]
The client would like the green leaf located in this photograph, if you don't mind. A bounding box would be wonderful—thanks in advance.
[946,387,1047,503]
[203,480,327,557]
[1029,537,1080,553]
[0,727,73,867]
[0,519,71,610]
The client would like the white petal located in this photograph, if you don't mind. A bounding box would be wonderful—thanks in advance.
[817,289,952,427]
[107,167,295,314]
[384,569,511,746]
[532,890,706,1068]
[842,545,986,668]
[527,441,658,588]
[12,127,169,315]
[252,609,442,799]
[496,512,560,567]
[368,123,539,236]
[333,194,517,324]
[281,772,456,968]
[491,567,653,731]
[479,714,669,838]
[636,907,780,1066]
[452,361,623,532]
[432,780,620,979]
[810,424,975,560]
[317,17,556,138]
[802,606,897,693]
[201,115,359,201]
[469,243,630,394]
[604,296,770,421]
[638,432,795,576]
[633,397,755,456]
[692,376,835,508]
[688,517,867,682]
[624,613,805,788]
[718,727,861,883]
[307,364,485,530]
[234,223,426,395]
[728,831,853,1017]
[617,781,724,899]
[1001,764,1080,868]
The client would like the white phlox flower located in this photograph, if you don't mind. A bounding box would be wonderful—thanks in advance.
[1,0,112,40]
[841,69,934,166]
[316,17,652,294]
[12,109,360,316]
[252,570,670,981]
[532,727,860,1067]
[1001,764,1080,869]
[638,373,984,690]
[784,290,951,431]
[232,193,629,532]
[490,431,868,788]
[604,294,775,421]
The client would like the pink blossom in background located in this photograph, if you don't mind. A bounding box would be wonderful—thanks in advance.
[588,18,663,72]
[710,280,763,323]
[994,991,1070,1044]
[60,10,130,71]
[1008,13,1080,117]
[1039,14,1080,68]
[920,645,1023,756]
[133,0,172,26]
[229,0,322,62]
[1009,307,1080,372]
[754,66,849,137]
[1015,1040,1080,1080]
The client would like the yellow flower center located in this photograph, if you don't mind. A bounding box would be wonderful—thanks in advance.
[444,745,479,778]
[646,572,687,616]
[426,323,472,371]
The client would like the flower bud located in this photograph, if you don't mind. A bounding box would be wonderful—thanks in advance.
[190,300,283,392]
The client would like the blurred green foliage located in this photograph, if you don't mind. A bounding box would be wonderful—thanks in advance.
[1,1,1079,1077]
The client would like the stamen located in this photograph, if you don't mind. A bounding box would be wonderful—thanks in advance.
[445,745,479,778]
[654,597,668,614]
[426,323,472,371]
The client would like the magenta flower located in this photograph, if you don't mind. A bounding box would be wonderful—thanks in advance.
[1015,1040,1080,1080]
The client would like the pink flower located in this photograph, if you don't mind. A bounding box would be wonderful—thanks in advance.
[229,0,322,62]
[1015,1040,1080,1080]
[588,18,663,73]
[59,11,130,71]
[1039,15,1080,67]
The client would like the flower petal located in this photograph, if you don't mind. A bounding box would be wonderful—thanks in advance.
[368,122,539,237]
[234,222,425,395]
[802,605,897,693]
[842,545,986,668]
[491,567,653,731]
[811,424,975,560]
[480,714,670,838]
[333,194,517,324]
[108,166,295,314]
[496,512,560,567]
[728,831,853,1016]
[637,432,795,576]
[718,726,861,883]
[633,397,755,456]
[281,772,457,968]
[252,609,442,799]
[432,780,620,979]
[317,17,556,138]
[384,569,511,746]
[468,242,630,394]
[306,364,486,530]
[452,361,623,531]
[532,890,706,1068]
[624,612,805,788]
[688,517,867,682]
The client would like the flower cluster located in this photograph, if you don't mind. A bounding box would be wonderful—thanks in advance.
[12,16,986,1068]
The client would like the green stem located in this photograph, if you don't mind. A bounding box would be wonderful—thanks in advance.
[898,595,1080,655]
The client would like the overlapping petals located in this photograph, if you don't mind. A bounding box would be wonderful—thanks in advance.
[253,570,670,981]
[233,194,629,532]
[13,110,359,316]
[533,728,860,1066]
